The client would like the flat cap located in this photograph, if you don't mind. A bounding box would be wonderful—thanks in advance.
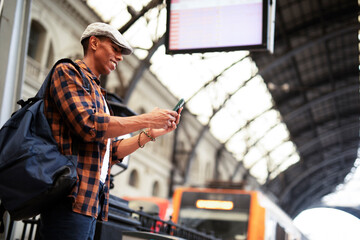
[81,22,133,55]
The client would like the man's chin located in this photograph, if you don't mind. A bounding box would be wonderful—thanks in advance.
[102,67,113,75]
[109,65,116,72]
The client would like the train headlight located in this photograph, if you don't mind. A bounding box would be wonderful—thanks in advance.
[195,199,234,210]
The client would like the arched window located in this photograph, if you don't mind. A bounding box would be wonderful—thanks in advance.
[128,169,139,188]
[152,181,160,196]
[46,41,54,69]
[190,155,200,182]
[25,20,55,87]
[205,162,212,181]
[27,20,46,62]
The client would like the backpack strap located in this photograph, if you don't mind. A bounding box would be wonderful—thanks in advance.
[18,59,90,108]
[0,202,6,233]
[35,58,90,101]
[24,59,91,155]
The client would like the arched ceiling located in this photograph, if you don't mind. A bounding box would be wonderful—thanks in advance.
[250,0,360,217]
[87,0,360,217]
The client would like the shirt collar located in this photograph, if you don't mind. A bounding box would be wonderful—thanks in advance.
[75,59,101,85]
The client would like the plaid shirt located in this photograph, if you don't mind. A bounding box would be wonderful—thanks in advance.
[44,59,121,220]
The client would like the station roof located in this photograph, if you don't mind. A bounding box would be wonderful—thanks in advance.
[250,0,359,217]
[87,0,360,217]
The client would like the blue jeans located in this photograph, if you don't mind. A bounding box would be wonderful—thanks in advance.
[39,182,104,240]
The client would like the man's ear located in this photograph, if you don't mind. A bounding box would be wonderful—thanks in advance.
[89,36,99,51]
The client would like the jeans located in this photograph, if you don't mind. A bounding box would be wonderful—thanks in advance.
[39,182,104,240]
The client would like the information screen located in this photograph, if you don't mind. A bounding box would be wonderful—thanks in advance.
[165,0,268,54]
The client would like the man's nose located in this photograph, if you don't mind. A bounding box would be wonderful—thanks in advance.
[115,51,123,62]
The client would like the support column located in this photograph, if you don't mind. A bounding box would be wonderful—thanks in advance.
[0,0,31,238]
[0,0,32,127]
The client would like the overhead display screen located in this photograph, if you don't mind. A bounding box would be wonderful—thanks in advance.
[165,0,270,54]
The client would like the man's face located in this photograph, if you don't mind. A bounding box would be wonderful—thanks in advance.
[93,37,123,76]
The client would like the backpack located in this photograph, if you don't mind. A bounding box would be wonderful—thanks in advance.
[0,58,89,230]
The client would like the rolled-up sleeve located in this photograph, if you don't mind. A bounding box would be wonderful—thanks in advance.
[50,63,110,143]
[111,139,123,166]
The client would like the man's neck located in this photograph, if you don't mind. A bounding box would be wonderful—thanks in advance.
[82,56,100,78]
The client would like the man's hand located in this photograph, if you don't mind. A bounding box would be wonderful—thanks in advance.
[145,107,179,129]
[148,107,183,138]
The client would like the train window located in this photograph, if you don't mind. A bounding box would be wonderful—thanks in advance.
[178,191,251,240]
[275,223,286,240]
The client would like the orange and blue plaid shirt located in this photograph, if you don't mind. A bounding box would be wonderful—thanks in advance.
[44,59,122,220]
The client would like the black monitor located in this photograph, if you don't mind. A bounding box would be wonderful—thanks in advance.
[165,0,275,54]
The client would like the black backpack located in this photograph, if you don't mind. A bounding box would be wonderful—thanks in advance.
[0,58,89,231]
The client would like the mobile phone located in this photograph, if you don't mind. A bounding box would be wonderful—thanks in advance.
[173,98,185,112]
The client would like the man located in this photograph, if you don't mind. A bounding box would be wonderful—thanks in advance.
[40,22,182,240]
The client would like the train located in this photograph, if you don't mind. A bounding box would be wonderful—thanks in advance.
[123,196,171,220]
[171,187,307,240]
